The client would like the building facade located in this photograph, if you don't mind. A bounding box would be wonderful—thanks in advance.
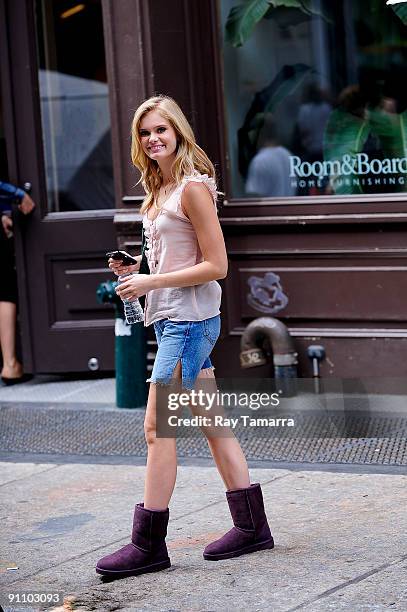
[1,0,406,382]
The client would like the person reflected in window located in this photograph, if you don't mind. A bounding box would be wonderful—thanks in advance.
[245,114,296,198]
[292,83,332,196]
[0,181,35,384]
[295,82,332,162]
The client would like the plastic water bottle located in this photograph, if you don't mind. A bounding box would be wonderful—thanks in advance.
[118,273,144,324]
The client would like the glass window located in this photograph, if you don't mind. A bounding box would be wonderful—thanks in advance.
[35,0,114,212]
[220,0,407,200]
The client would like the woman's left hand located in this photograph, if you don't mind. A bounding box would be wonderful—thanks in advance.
[115,274,153,300]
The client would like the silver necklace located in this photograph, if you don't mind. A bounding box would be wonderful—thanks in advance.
[162,180,176,196]
[154,180,176,211]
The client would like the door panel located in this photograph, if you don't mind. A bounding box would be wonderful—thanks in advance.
[18,213,117,374]
[32,218,116,372]
[35,0,114,213]
[2,0,117,373]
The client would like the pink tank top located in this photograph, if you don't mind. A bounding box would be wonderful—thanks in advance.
[142,172,222,327]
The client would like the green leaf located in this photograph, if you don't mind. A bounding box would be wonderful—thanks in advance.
[368,108,407,159]
[323,110,370,194]
[225,0,333,48]
[263,63,313,114]
[264,6,312,26]
[237,64,314,177]
[323,107,407,195]
[249,64,314,145]
[264,0,333,23]
[269,0,303,7]
[225,0,272,47]
[299,0,333,23]
[369,108,407,193]
[390,3,407,26]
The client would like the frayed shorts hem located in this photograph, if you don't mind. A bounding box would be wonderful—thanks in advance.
[146,366,215,391]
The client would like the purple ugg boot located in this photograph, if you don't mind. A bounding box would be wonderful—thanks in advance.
[203,483,274,561]
[96,503,171,577]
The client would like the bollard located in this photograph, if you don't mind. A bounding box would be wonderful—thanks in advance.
[96,280,147,408]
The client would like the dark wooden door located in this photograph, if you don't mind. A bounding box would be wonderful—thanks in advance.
[1,0,117,373]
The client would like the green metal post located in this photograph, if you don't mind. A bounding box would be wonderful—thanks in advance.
[96,280,148,409]
[114,310,148,408]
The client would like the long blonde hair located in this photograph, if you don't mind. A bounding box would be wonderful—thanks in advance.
[131,95,216,213]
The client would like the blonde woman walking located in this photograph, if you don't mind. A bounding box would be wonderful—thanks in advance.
[96,95,273,578]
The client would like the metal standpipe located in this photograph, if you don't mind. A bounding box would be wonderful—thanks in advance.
[240,316,298,397]
[96,280,147,408]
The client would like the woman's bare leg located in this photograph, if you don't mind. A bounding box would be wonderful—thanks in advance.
[0,301,23,379]
[143,362,181,510]
[195,368,250,490]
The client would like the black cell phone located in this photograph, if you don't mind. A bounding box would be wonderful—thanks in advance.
[106,250,138,266]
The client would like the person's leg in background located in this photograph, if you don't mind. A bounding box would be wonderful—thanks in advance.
[0,223,26,384]
[0,300,23,381]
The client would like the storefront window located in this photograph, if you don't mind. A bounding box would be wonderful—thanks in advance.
[35,0,114,212]
[220,0,407,200]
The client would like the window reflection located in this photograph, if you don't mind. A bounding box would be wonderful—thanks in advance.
[35,0,114,211]
[221,0,407,200]
[246,114,296,197]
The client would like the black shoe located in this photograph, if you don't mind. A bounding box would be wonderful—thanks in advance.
[1,373,33,386]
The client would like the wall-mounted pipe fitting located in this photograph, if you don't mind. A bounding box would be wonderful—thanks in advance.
[307,344,326,394]
[240,317,298,397]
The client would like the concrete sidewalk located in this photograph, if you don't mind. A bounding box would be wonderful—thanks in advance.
[1,460,407,611]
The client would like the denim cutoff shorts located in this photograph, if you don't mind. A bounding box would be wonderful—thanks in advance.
[146,315,221,390]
